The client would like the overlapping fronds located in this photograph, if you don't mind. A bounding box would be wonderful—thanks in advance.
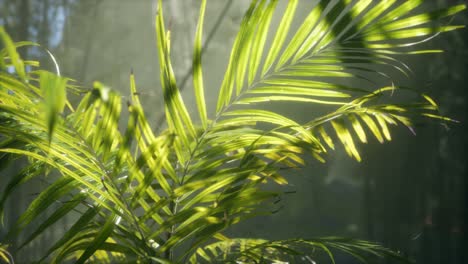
[189,237,411,264]
[0,0,465,263]
[212,0,464,162]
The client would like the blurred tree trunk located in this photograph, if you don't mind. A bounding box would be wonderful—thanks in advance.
[79,0,101,82]
[460,30,468,264]
[363,175,374,240]
[17,0,30,37]
[6,0,30,259]
[38,0,50,47]
[17,0,30,56]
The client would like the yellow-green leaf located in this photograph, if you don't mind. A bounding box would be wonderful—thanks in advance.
[193,0,208,128]
[39,71,67,141]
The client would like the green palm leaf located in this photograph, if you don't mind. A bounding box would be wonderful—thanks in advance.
[193,0,208,128]
[188,237,411,264]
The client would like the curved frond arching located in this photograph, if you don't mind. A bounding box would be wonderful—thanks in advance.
[209,0,465,163]
[188,237,412,264]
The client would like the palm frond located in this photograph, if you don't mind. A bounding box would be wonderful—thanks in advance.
[209,0,465,164]
[0,243,14,264]
[188,237,412,264]
[193,0,208,128]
